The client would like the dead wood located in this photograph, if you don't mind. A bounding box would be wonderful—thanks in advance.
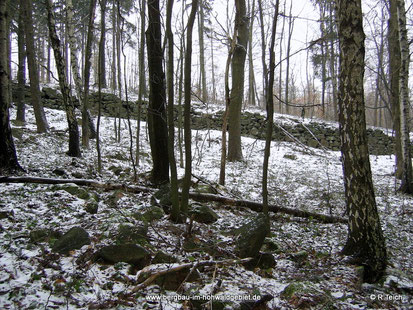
[0,176,347,224]
[131,258,252,292]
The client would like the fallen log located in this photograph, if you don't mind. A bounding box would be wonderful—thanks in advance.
[0,176,153,193]
[188,192,347,224]
[131,257,253,292]
[0,176,347,224]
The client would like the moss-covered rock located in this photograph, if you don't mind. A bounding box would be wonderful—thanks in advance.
[243,253,276,270]
[94,244,151,268]
[281,281,334,309]
[189,204,218,224]
[138,266,200,291]
[152,251,178,264]
[84,200,99,214]
[142,206,165,222]
[29,229,62,243]
[151,184,172,207]
[53,184,91,200]
[235,214,270,258]
[52,227,91,254]
[116,223,148,245]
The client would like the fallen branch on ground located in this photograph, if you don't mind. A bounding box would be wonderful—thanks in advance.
[131,257,252,292]
[0,176,347,224]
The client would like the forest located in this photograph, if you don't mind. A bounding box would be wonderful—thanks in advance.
[0,0,413,309]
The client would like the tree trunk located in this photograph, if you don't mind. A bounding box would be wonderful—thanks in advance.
[336,0,387,283]
[16,0,26,123]
[181,0,198,214]
[388,0,403,179]
[136,0,146,166]
[99,0,107,88]
[197,0,207,103]
[0,0,21,174]
[247,0,256,107]
[22,0,49,133]
[166,0,180,221]
[82,0,97,147]
[46,0,81,157]
[396,0,413,194]
[262,0,279,215]
[146,0,169,185]
[284,1,294,115]
[228,0,249,161]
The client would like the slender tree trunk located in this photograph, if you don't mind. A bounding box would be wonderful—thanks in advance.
[146,0,169,185]
[219,35,236,186]
[22,0,49,133]
[99,0,107,88]
[111,2,117,91]
[46,39,51,83]
[97,30,103,173]
[388,0,403,179]
[210,32,216,104]
[181,0,198,215]
[247,0,256,107]
[136,0,146,166]
[228,0,249,161]
[16,0,26,123]
[198,0,207,103]
[82,0,97,147]
[46,0,81,157]
[337,0,387,283]
[166,0,180,221]
[0,0,21,173]
[329,2,338,121]
[284,1,294,115]
[397,0,413,194]
[262,0,279,215]
[320,5,326,117]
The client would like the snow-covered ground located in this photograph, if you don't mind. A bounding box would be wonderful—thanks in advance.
[0,104,412,309]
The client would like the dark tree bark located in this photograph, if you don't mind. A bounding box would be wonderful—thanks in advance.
[165,0,180,221]
[0,0,21,174]
[395,0,413,194]
[336,0,387,283]
[46,0,81,157]
[22,0,49,133]
[136,0,146,166]
[228,0,249,161]
[262,0,279,215]
[82,0,98,147]
[16,0,26,123]
[99,0,107,89]
[388,0,403,180]
[146,0,169,185]
[180,0,198,214]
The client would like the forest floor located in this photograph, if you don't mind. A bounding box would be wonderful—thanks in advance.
[0,102,413,309]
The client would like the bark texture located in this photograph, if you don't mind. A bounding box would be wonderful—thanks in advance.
[0,0,21,173]
[22,0,49,133]
[228,0,249,161]
[337,0,387,283]
[46,0,81,157]
[146,0,169,185]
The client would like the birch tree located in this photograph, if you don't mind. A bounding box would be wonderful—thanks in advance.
[336,0,387,283]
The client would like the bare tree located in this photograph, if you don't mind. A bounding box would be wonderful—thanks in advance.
[22,0,49,133]
[46,0,81,157]
[166,0,180,221]
[336,0,387,283]
[262,0,280,215]
[0,0,21,173]
[16,0,26,123]
[146,0,169,185]
[181,0,199,215]
[227,0,249,161]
